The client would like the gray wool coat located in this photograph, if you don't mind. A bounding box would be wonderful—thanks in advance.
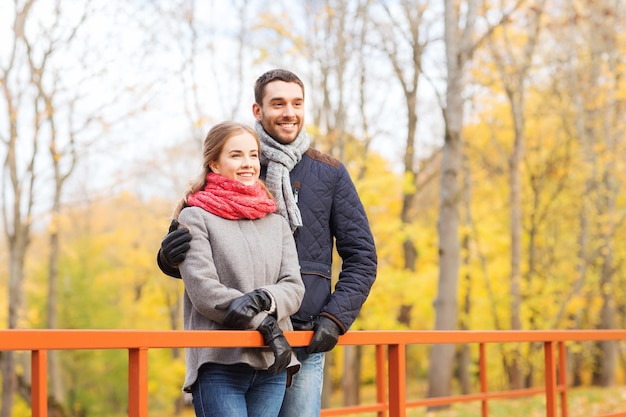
[178,206,305,392]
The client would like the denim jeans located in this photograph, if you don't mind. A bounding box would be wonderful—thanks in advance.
[191,363,287,417]
[278,348,325,417]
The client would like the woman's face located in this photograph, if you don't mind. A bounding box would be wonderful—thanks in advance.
[209,132,260,186]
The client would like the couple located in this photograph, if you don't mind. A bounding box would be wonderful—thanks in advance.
[158,69,378,417]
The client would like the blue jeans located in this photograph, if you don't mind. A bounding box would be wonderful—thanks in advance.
[191,363,287,417]
[278,349,325,417]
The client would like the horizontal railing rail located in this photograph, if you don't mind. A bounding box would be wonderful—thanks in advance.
[1,329,626,417]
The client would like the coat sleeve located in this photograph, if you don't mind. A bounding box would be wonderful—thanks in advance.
[178,207,244,323]
[261,217,305,322]
[322,164,378,332]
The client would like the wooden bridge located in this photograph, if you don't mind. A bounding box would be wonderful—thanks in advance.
[2,329,626,417]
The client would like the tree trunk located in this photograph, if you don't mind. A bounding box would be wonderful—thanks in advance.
[1,5,33,413]
[594,1,620,387]
[427,123,461,403]
[47,214,66,407]
[2,244,28,417]
[0,353,16,417]
[458,152,473,394]
[487,2,544,389]
[593,242,617,386]
[342,346,361,406]
[506,96,525,390]
[427,0,467,405]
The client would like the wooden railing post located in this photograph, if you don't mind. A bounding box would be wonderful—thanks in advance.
[558,341,568,417]
[479,342,488,417]
[32,350,48,417]
[375,345,388,417]
[388,343,406,417]
[545,341,557,417]
[128,348,148,417]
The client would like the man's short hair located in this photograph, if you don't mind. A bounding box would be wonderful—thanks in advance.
[254,69,305,105]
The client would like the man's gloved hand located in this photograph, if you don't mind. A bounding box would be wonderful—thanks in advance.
[158,219,192,269]
[257,315,292,374]
[217,289,273,329]
[306,316,341,354]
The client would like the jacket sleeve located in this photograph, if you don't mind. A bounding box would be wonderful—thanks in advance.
[322,164,377,332]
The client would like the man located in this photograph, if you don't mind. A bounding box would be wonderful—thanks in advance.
[158,69,377,417]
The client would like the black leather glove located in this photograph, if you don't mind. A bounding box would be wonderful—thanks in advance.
[257,315,292,374]
[157,219,191,278]
[218,289,273,329]
[306,316,341,354]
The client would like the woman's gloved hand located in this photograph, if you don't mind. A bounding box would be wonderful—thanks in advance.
[217,289,273,329]
[257,315,292,374]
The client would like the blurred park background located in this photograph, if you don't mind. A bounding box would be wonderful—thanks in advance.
[1,0,626,416]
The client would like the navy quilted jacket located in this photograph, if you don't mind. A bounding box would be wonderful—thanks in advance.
[264,148,377,333]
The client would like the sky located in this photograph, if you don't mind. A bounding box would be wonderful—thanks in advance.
[1,0,446,215]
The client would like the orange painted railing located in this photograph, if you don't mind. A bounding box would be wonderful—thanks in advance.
[1,329,626,417]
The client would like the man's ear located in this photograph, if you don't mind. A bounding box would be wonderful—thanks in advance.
[252,103,262,121]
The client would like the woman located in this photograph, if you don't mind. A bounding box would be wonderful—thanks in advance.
[174,121,305,417]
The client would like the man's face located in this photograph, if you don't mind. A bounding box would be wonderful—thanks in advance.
[252,81,304,144]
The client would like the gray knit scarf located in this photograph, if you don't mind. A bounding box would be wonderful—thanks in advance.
[255,121,310,231]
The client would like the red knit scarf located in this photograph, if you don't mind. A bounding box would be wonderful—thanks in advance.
[187,173,276,220]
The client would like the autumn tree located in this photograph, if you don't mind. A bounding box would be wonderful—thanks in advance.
[426,0,477,402]
[485,0,546,389]
[301,0,381,406]
[372,0,434,327]
[1,1,160,415]
[428,0,524,403]
[0,3,35,414]
[549,0,626,386]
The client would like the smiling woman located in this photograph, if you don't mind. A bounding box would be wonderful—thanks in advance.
[168,121,305,417]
